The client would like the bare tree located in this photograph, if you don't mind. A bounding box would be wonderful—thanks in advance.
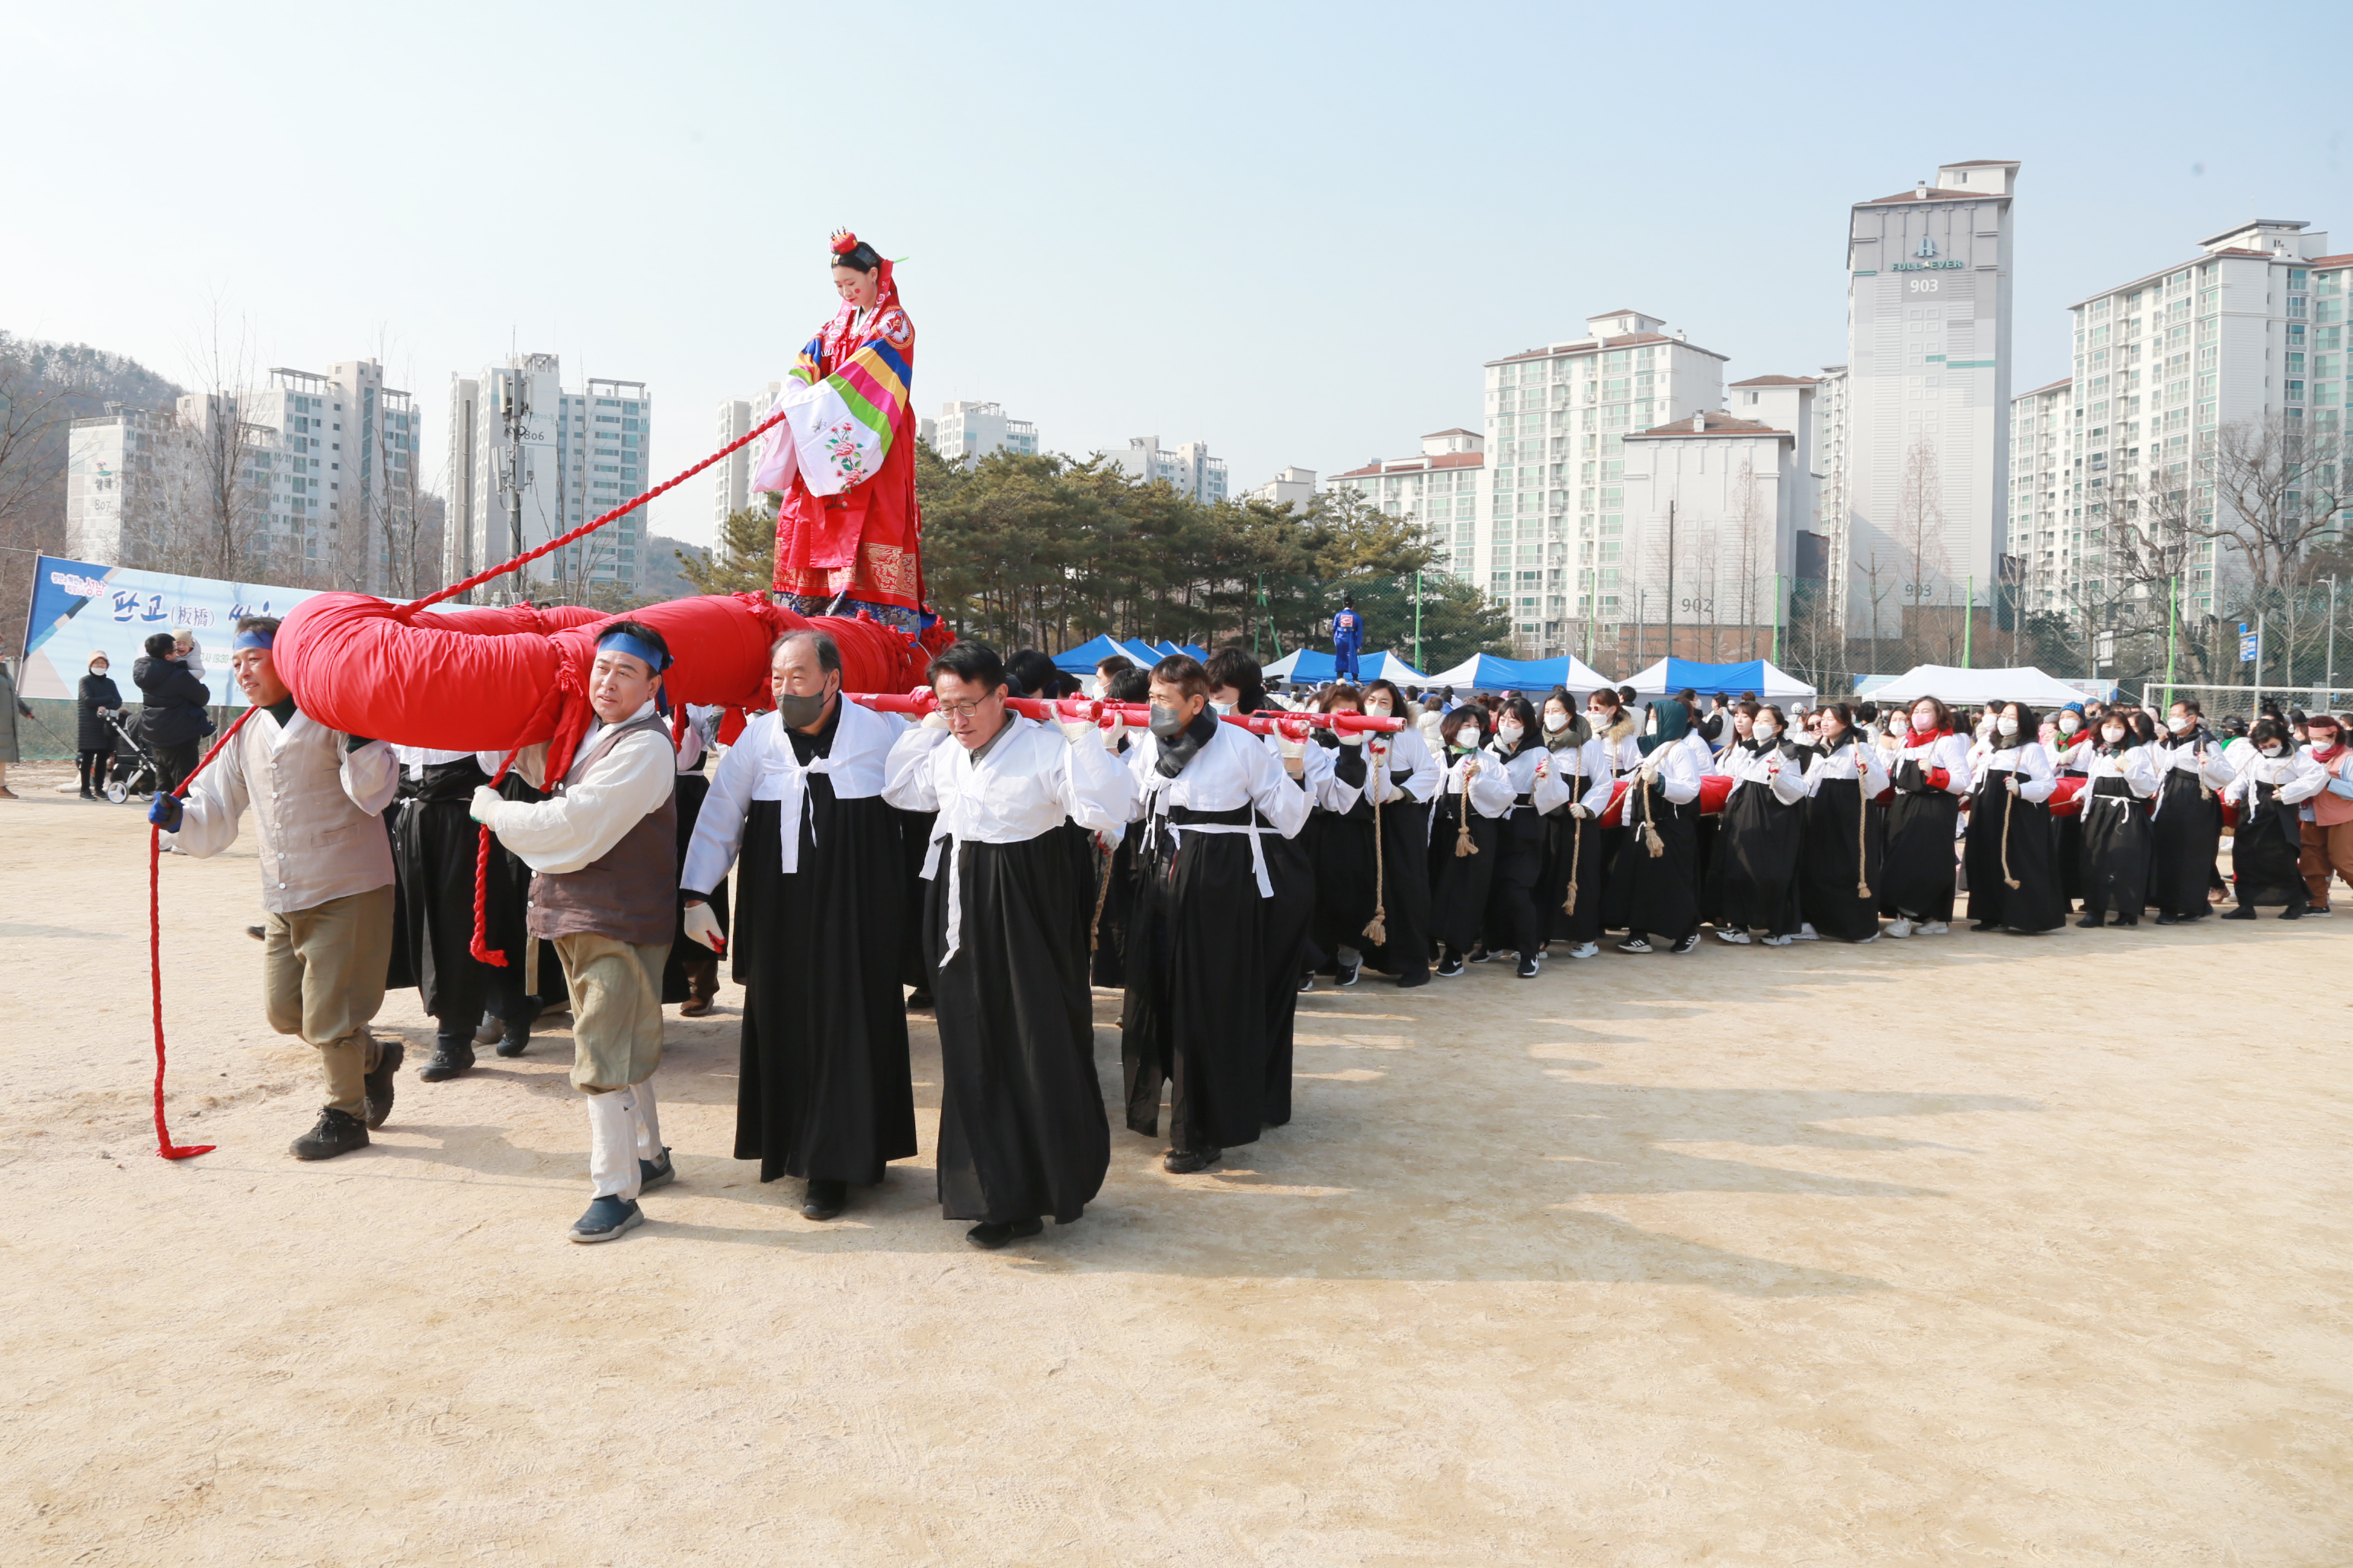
[1731,456,1766,661]
[0,340,85,635]
[1895,436,1951,655]
[2196,414,2350,599]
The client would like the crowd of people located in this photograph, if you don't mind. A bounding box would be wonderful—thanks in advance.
[133,616,2353,1256]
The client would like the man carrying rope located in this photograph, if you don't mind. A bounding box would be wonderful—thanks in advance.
[148,617,405,1160]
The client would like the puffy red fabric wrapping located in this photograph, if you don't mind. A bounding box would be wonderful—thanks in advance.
[275,591,944,783]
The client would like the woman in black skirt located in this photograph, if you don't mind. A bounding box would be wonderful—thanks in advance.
[1480,696,1551,978]
[1962,702,2065,933]
[2077,712,2159,927]
[2047,706,2091,910]
[1798,703,1888,942]
[1427,703,1513,977]
[1880,696,1974,939]
[2148,698,2236,925]
[2222,716,2323,918]
[1708,702,1809,946]
[1302,683,1378,985]
[1608,697,1708,955]
[1534,689,1606,961]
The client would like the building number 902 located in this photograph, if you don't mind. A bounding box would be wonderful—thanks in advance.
[1909,278,1939,293]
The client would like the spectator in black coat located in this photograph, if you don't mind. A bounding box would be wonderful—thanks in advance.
[76,652,124,799]
[0,655,30,800]
[133,632,214,795]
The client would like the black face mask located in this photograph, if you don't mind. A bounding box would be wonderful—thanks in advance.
[1148,702,1189,739]
[776,685,834,729]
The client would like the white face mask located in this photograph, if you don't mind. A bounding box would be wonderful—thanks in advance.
[1586,709,1609,725]
[1210,700,1236,717]
[2261,744,2284,757]
[1452,734,1481,752]
[1543,712,1570,733]
[1497,723,1523,746]
[2058,714,2081,733]
[1996,717,2019,737]
[2167,715,2194,733]
[1362,700,1391,718]
[2102,727,2127,745]
[1752,722,1777,741]
[1338,731,1365,747]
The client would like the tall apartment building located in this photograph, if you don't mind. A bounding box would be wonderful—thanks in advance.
[1113,435,1228,504]
[2033,219,2347,624]
[1617,407,1809,658]
[1834,159,2020,635]
[450,356,652,597]
[921,401,1039,464]
[2006,377,2074,614]
[1479,309,1727,653]
[712,382,785,530]
[64,359,419,594]
[1328,433,1484,571]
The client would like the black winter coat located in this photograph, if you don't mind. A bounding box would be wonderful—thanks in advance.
[77,674,124,750]
[133,655,215,747]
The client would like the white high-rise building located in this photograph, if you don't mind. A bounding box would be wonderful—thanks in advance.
[2036,219,2347,623]
[2006,376,2074,615]
[65,360,421,594]
[1618,406,1811,659]
[1112,435,1228,504]
[450,356,653,597]
[1328,433,1484,571]
[1834,159,2021,636]
[1480,310,1727,653]
[921,401,1039,464]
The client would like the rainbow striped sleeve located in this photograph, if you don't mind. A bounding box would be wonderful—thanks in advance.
[823,335,912,455]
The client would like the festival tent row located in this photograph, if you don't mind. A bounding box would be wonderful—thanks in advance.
[1263,648,1427,684]
[1051,635,1209,675]
[1622,658,1816,702]
[1868,664,2092,708]
[1422,651,1614,694]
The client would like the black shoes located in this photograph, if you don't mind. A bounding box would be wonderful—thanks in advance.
[906,988,935,1011]
[802,1179,847,1221]
[1434,950,1465,978]
[1163,1147,1221,1175]
[1670,932,1702,955]
[1615,936,1654,953]
[2154,913,2181,926]
[292,1106,370,1160]
[2282,905,2307,920]
[1296,971,1316,993]
[569,1195,644,1243]
[1334,962,1361,987]
[1516,953,1540,978]
[363,1042,404,1128]
[966,1218,1042,1250]
[2222,905,2256,920]
[418,1030,474,1082]
[639,1147,676,1192]
[495,1000,539,1058]
[1465,945,1493,964]
[2076,914,2104,928]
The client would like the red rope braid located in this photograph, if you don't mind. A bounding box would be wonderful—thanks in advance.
[149,706,261,1160]
[466,664,578,965]
[402,407,789,617]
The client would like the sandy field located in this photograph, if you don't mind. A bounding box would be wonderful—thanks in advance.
[1,758,2348,1566]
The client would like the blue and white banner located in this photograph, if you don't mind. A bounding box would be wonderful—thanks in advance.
[17,554,327,704]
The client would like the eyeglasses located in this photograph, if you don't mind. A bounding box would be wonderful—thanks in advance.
[937,697,999,721]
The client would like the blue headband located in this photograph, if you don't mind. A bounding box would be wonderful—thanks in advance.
[233,627,274,652]
[597,630,669,674]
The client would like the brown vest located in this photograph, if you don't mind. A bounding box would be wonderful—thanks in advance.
[527,712,678,946]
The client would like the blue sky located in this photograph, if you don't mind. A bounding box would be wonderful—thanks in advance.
[5,1,2345,548]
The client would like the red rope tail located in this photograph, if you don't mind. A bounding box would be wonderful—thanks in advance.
[403,406,790,616]
[149,706,260,1161]
[467,744,527,968]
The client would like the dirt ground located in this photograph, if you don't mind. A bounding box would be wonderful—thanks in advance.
[2,757,2348,1566]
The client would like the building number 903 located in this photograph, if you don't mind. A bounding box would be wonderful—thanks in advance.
[1910,278,1939,293]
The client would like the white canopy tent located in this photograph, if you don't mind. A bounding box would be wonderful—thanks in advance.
[1621,658,1816,702]
[1418,652,1614,693]
[1868,665,2090,709]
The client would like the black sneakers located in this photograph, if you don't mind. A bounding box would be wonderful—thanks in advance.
[1333,962,1361,987]
[801,1178,847,1221]
[417,1038,475,1083]
[363,1042,404,1128]
[1515,953,1540,978]
[639,1148,676,1192]
[292,1106,370,1161]
[1434,950,1466,978]
[495,1000,538,1058]
[1670,932,1702,955]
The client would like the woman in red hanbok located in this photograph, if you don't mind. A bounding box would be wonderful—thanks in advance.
[756,231,925,633]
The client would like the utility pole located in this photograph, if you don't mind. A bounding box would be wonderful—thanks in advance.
[2254,610,2265,710]
[2326,574,2340,700]
[494,363,534,605]
[1663,500,1676,666]
[2164,574,2179,711]
[1963,574,1973,669]
[1412,570,1423,673]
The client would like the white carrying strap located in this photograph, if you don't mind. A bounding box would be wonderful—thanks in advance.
[1151,808,1276,899]
[769,754,835,875]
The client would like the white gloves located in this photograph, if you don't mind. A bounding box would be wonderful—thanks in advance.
[1570,802,1590,820]
[1100,714,1126,752]
[683,901,725,952]
[2004,774,2018,795]
[468,785,503,827]
[1058,717,1093,744]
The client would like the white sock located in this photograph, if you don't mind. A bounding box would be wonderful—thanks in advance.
[585,1090,642,1202]
[632,1080,663,1161]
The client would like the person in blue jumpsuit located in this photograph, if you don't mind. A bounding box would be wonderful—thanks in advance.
[1331,597,1364,682]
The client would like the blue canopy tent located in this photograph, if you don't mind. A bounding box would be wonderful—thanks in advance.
[1052,633,1132,675]
[1421,652,1613,693]
[1263,648,1427,684]
[1624,657,1814,701]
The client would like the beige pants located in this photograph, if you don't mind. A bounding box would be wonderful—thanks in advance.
[264,884,396,1115]
[553,933,670,1094]
[2300,820,2353,910]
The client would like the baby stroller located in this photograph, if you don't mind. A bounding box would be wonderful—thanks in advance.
[102,711,162,804]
